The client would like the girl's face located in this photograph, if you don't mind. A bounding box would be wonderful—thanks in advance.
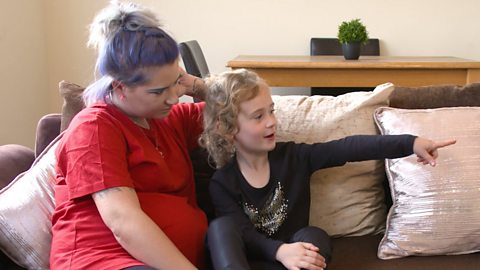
[117,60,185,119]
[234,82,277,156]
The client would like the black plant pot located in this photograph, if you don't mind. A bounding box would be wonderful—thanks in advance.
[341,42,361,60]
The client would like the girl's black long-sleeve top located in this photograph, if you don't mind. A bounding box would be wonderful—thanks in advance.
[209,134,416,261]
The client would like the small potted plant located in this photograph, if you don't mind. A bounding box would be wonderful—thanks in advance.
[337,18,369,60]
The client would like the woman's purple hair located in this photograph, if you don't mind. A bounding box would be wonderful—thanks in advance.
[98,25,178,85]
[83,2,179,105]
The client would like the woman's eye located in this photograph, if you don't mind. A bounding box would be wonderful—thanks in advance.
[254,114,263,120]
[149,89,166,95]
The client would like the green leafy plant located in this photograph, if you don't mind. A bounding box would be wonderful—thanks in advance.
[337,18,369,45]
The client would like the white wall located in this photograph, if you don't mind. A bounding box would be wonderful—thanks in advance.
[154,0,480,71]
[46,0,480,99]
[1,0,479,146]
[0,0,49,147]
[43,0,105,112]
[157,0,480,94]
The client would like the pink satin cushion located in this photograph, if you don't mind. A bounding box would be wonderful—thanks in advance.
[374,107,480,259]
[0,135,62,269]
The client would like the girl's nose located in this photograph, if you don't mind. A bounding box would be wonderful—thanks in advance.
[266,113,277,128]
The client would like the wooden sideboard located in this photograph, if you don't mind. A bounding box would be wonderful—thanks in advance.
[227,55,480,88]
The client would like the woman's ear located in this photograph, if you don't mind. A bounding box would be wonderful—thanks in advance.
[111,80,127,100]
[111,80,124,92]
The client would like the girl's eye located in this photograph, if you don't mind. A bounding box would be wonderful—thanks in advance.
[254,114,263,120]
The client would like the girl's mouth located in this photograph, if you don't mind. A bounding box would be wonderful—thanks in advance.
[264,133,275,139]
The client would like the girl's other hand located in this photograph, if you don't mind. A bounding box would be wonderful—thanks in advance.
[275,242,326,270]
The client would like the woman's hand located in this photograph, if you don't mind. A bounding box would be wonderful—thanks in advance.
[413,137,456,166]
[178,67,206,100]
[275,242,326,270]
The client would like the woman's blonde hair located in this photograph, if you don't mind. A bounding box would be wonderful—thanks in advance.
[200,69,263,168]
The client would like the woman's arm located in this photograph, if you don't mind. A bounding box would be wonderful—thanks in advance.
[92,187,197,270]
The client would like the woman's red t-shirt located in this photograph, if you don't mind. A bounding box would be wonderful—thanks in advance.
[50,102,207,270]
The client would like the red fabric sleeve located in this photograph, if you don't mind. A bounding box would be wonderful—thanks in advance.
[57,113,135,200]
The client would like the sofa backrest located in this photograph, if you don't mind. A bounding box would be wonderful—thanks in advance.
[53,81,480,224]
[389,83,480,109]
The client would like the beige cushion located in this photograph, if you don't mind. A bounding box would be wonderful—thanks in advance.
[0,135,62,269]
[374,107,480,259]
[272,82,394,237]
[59,80,85,132]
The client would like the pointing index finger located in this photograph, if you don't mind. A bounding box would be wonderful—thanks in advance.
[435,139,456,149]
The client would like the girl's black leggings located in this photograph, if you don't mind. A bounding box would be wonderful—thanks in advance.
[207,216,332,270]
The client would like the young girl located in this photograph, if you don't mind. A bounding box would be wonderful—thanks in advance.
[200,69,455,270]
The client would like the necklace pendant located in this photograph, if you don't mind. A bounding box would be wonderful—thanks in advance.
[156,146,165,158]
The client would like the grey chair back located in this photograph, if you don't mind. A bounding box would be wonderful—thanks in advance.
[309,38,380,96]
[310,38,380,56]
[179,40,210,78]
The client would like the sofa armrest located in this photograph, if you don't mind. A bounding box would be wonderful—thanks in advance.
[35,113,61,157]
[0,144,35,190]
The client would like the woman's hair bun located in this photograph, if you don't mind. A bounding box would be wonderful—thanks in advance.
[87,0,161,51]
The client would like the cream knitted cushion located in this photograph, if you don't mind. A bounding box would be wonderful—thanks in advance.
[272,83,394,237]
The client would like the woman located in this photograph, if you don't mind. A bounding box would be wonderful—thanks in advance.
[50,2,207,269]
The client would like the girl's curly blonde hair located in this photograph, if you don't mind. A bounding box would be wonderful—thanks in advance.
[199,69,262,168]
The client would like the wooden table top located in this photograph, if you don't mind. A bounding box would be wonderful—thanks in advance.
[227,55,480,69]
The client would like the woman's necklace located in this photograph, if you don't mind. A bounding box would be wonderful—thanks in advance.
[135,119,165,159]
[108,96,165,158]
[149,122,165,159]
[108,94,165,158]
[153,128,165,159]
[130,117,149,129]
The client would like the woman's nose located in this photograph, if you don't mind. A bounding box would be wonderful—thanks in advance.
[165,86,180,105]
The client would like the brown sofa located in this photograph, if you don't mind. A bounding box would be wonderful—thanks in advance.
[1,83,480,270]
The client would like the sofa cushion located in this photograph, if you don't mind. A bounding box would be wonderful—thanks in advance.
[374,106,480,259]
[272,82,394,237]
[0,135,62,269]
[59,80,85,132]
[389,83,480,109]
